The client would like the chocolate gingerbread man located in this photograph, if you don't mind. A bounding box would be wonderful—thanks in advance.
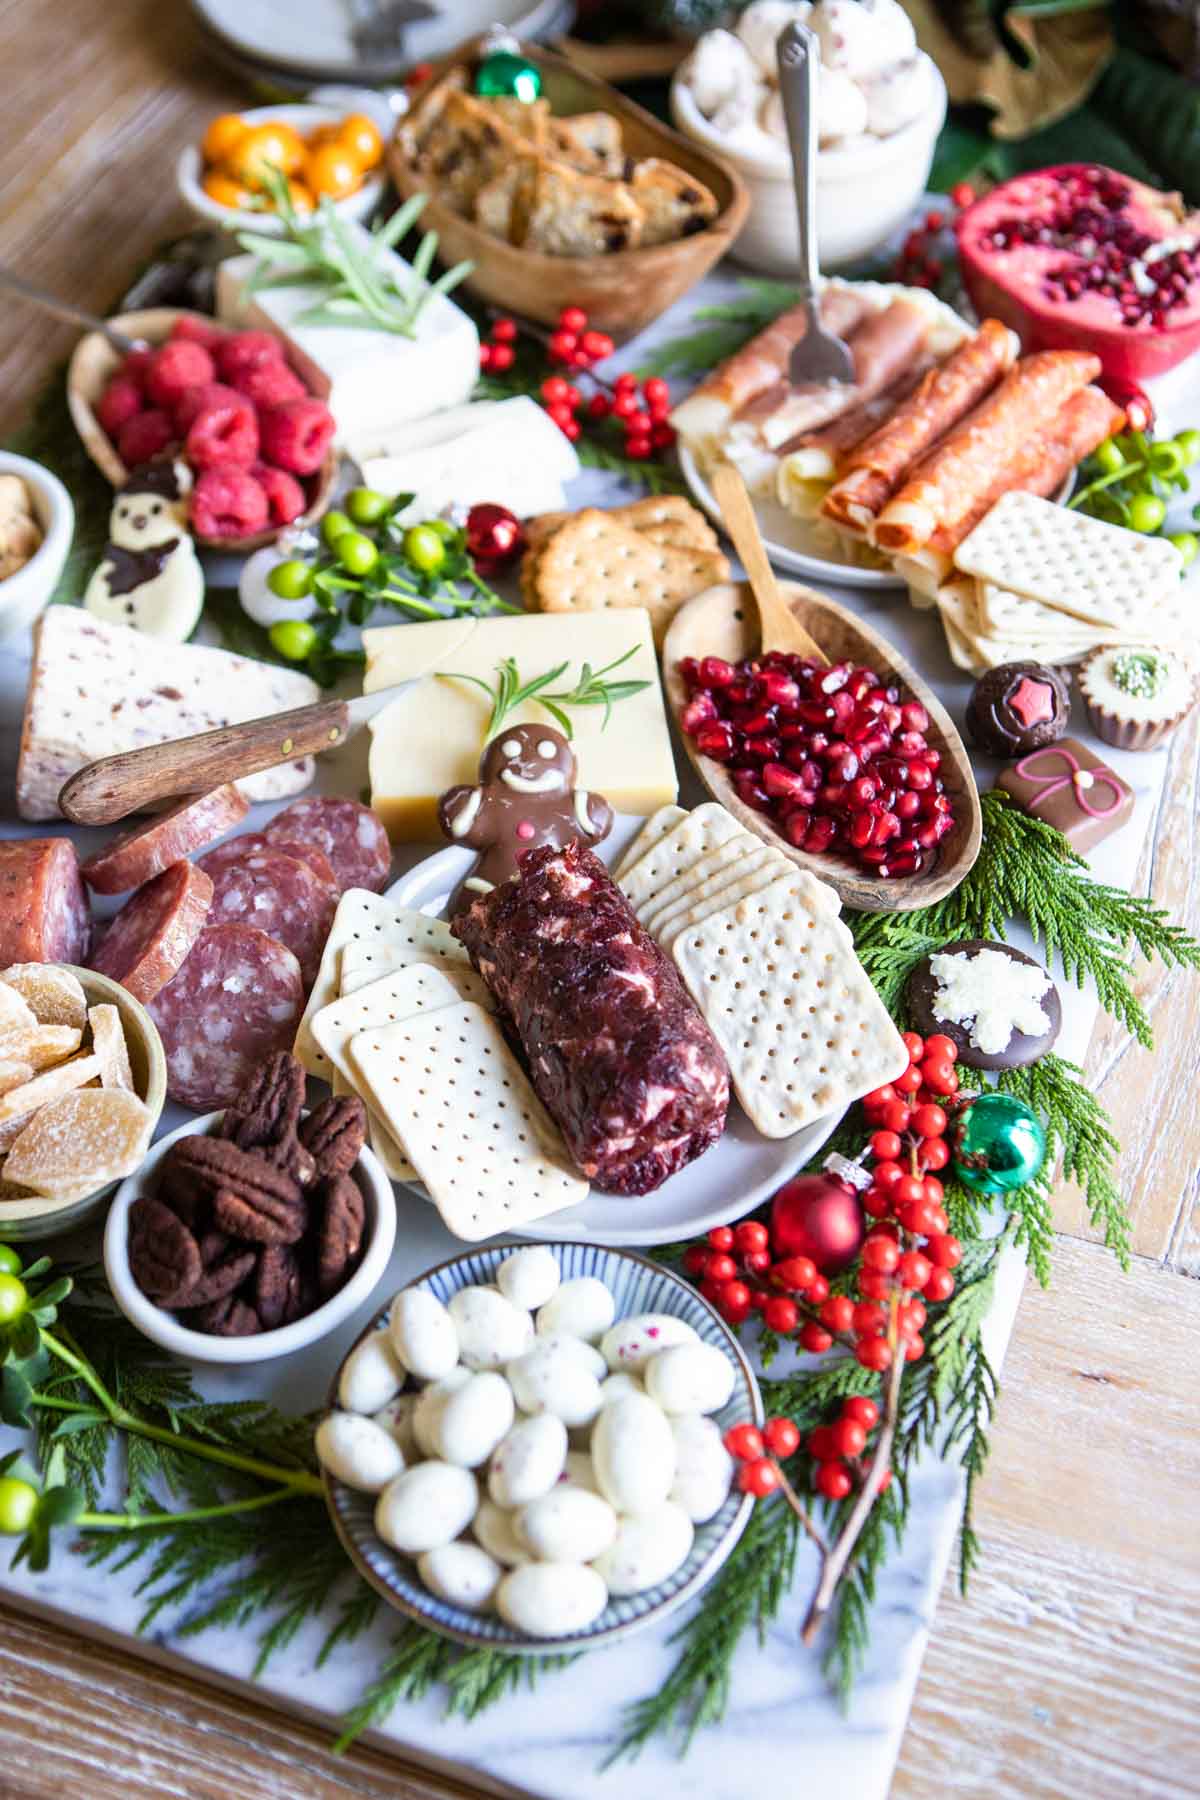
[438,724,612,913]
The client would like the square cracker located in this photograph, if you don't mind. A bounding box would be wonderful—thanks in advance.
[618,803,741,916]
[348,1002,586,1241]
[613,804,687,881]
[671,875,908,1137]
[532,510,728,645]
[525,497,720,557]
[953,492,1183,631]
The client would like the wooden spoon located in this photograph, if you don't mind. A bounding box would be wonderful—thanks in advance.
[711,463,829,663]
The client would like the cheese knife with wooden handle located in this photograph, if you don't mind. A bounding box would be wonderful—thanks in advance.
[57,686,409,826]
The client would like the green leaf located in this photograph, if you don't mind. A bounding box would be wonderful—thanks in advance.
[36,1483,86,1530]
[0,1365,33,1428]
[50,1410,110,1438]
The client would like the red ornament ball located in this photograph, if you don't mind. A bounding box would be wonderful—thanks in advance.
[769,1172,866,1274]
[465,502,525,569]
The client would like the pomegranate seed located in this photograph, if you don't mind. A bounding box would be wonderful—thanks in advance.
[700,657,735,687]
[695,722,735,761]
[680,693,717,733]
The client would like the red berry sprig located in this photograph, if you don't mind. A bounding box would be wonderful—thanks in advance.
[684,1219,838,1335]
[724,1415,803,1500]
[806,1394,890,1503]
[894,185,975,290]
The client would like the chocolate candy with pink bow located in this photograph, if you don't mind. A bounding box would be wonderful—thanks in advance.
[966,662,1070,759]
[996,739,1134,853]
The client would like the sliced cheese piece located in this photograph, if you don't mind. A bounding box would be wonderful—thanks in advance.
[359,396,580,522]
[361,609,677,841]
[216,240,479,447]
[342,401,500,468]
[17,608,319,821]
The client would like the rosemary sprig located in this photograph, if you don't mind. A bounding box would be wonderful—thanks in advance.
[542,646,652,730]
[437,647,650,740]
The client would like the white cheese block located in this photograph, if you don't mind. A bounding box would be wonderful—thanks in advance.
[359,397,580,522]
[361,609,677,841]
[215,239,479,446]
[16,607,319,821]
[342,401,501,467]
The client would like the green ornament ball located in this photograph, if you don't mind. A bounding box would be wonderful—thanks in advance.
[952,1091,1047,1195]
[474,51,541,102]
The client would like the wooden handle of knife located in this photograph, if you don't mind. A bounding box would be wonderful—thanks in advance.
[57,700,354,826]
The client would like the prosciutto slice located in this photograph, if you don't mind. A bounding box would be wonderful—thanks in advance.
[872,349,1102,554]
[751,298,932,451]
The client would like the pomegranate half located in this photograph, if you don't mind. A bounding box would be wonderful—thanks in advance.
[956,163,1200,386]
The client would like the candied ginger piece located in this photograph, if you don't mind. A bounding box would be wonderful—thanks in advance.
[4,1087,152,1195]
[88,1005,135,1093]
[0,1061,34,1097]
[0,964,88,1031]
[0,1025,83,1071]
[0,983,36,1036]
[0,1053,103,1125]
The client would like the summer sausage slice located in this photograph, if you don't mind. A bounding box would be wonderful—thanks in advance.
[194,845,337,988]
[90,861,214,1003]
[193,833,337,893]
[81,786,249,895]
[0,839,91,967]
[147,923,304,1111]
[262,796,391,895]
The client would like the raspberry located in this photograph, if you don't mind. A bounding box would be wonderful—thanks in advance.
[191,466,269,540]
[145,341,216,409]
[173,382,243,434]
[215,330,284,385]
[121,347,155,389]
[258,398,335,475]
[117,410,174,466]
[231,360,307,410]
[96,375,143,439]
[170,315,227,352]
[185,393,259,470]
[252,463,306,526]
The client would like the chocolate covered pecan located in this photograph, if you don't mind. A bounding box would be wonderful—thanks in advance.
[128,1196,202,1307]
[254,1243,305,1330]
[299,1096,366,1181]
[177,1245,258,1308]
[317,1172,366,1296]
[189,1292,261,1336]
[214,1181,307,1245]
[221,1052,318,1186]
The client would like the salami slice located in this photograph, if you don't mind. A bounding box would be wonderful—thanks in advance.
[0,838,91,967]
[194,833,338,893]
[262,797,391,895]
[90,861,213,1003]
[195,846,337,987]
[148,923,304,1111]
[81,786,250,895]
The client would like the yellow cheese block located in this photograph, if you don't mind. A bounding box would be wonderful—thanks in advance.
[362,609,677,841]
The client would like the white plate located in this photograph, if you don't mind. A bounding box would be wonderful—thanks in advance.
[385,814,844,1247]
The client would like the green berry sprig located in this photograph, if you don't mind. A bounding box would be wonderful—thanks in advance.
[1070,424,1200,564]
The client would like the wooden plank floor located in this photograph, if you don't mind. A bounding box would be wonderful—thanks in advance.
[1,6,1198,1793]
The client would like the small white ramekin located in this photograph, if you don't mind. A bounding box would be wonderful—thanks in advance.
[105,1111,397,1365]
[176,103,386,237]
[0,452,74,640]
[671,57,947,273]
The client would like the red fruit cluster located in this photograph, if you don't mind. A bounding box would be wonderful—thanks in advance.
[895,188,975,290]
[477,313,518,375]
[603,371,675,461]
[676,653,955,878]
[723,1415,801,1499]
[807,1394,888,1501]
[545,303,614,372]
[94,316,333,539]
[684,1219,836,1344]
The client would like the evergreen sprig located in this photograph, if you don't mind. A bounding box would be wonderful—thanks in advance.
[635,280,802,379]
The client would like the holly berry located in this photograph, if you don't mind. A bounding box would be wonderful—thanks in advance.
[491,317,517,342]
[926,1233,963,1269]
[862,1235,900,1274]
[880,1100,911,1134]
[558,304,588,334]
[816,1461,852,1500]
[843,1395,880,1430]
[800,1321,833,1354]
[588,393,611,419]
[723,1422,765,1461]
[924,1267,956,1303]
[870,1130,902,1161]
[683,1244,709,1276]
[541,375,570,405]
[772,1255,817,1293]
[923,1034,958,1064]
[911,1103,947,1139]
[735,1220,769,1254]
[898,1251,933,1292]
[580,328,614,361]
[763,1296,798,1334]
[820,1294,855,1333]
[624,434,653,459]
[738,1457,782,1497]
[855,1335,893,1372]
[950,181,976,209]
[763,1416,801,1458]
[488,342,515,372]
[708,1226,734,1251]
[831,1416,867,1459]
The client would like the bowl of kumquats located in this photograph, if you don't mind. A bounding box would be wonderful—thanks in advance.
[176,102,388,234]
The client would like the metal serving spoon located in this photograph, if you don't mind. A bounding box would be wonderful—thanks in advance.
[775,21,855,388]
[0,267,147,354]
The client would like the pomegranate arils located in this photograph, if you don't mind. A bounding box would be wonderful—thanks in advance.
[679,648,954,878]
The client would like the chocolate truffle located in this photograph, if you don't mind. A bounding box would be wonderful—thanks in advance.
[965,661,1069,758]
[1078,647,1198,754]
[906,939,1061,1070]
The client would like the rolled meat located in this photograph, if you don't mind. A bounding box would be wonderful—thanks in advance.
[748,297,933,451]
[774,358,935,474]
[452,841,730,1196]
[821,320,1018,529]
[872,349,1101,553]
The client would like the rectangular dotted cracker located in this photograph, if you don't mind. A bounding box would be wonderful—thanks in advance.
[656,859,815,952]
[348,1002,586,1241]
[339,934,471,999]
[618,804,741,918]
[671,875,909,1137]
[640,833,769,932]
[612,804,687,881]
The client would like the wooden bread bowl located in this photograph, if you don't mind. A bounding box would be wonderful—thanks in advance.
[387,36,749,340]
[663,581,982,913]
[67,307,337,553]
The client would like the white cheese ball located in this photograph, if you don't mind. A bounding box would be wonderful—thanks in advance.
[670,1414,736,1523]
[371,1393,420,1465]
[412,1367,473,1458]
[561,1450,601,1495]
[811,0,913,80]
[338,1329,405,1415]
[600,1313,699,1375]
[417,1542,502,1614]
[817,65,870,143]
[495,1563,608,1637]
[506,1342,603,1428]
[473,1498,533,1567]
[643,1342,737,1416]
[389,1288,459,1381]
[598,1372,644,1407]
[315,1412,406,1494]
[435,1371,516,1469]
[496,1246,561,1312]
[592,1392,677,1515]
[861,56,933,136]
[488,1413,568,1509]
[737,0,812,77]
[449,1286,534,1371]
[374,1462,478,1555]
[682,28,760,117]
[534,1332,607,1381]
[592,1503,695,1597]
[516,1487,618,1564]
[536,1277,616,1344]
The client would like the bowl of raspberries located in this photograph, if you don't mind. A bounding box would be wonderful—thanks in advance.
[68,307,338,549]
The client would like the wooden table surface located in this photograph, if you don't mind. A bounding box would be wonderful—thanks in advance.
[2,5,1198,1795]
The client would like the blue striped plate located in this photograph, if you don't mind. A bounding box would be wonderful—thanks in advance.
[324,1240,763,1654]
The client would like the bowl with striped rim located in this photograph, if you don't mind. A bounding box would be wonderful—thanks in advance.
[323,1239,763,1654]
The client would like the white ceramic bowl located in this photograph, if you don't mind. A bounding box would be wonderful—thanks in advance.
[176,103,387,237]
[0,453,74,640]
[104,1110,397,1364]
[670,57,947,273]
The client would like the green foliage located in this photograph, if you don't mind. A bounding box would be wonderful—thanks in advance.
[635,279,801,380]
[999,1055,1132,1272]
[1094,49,1200,204]
[574,437,690,495]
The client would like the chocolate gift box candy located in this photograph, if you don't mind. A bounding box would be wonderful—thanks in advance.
[995,738,1134,852]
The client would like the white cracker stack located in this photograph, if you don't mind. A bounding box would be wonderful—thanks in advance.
[303,899,587,1238]
[933,492,1191,676]
[615,809,907,1132]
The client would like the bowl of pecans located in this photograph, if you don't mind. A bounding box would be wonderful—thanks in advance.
[104,1053,396,1364]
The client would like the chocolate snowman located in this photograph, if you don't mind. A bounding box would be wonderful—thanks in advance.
[439,724,612,913]
[84,460,204,642]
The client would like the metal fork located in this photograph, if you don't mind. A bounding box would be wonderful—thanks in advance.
[776,21,855,388]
